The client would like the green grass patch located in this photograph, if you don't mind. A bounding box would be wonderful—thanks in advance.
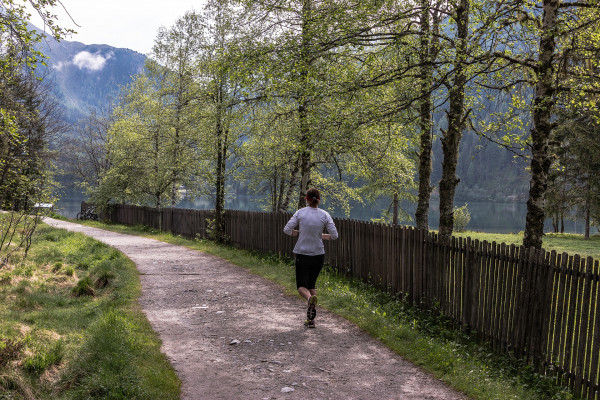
[82,220,577,400]
[454,231,600,261]
[0,223,180,399]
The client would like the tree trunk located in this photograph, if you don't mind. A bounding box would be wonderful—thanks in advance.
[279,157,300,212]
[415,0,434,231]
[585,187,591,240]
[296,0,313,210]
[297,100,311,209]
[393,192,399,227]
[560,213,564,233]
[523,0,559,249]
[215,121,226,242]
[438,0,469,240]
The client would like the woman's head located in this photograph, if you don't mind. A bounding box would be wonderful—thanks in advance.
[306,188,320,207]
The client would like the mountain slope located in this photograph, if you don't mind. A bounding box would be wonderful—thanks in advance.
[33,26,146,124]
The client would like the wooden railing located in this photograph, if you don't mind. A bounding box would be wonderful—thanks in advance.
[93,203,600,400]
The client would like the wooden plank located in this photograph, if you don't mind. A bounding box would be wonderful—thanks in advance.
[514,246,528,359]
[462,237,472,332]
[587,260,600,400]
[564,255,581,387]
[498,242,511,351]
[471,239,482,335]
[490,241,501,348]
[531,249,548,368]
[554,253,569,373]
[481,240,491,340]
[523,248,539,362]
[542,251,558,369]
[418,229,425,303]
[575,257,594,396]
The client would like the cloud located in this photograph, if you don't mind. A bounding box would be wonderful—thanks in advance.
[72,51,113,71]
[52,61,66,71]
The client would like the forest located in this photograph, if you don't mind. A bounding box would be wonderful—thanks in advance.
[2,0,600,259]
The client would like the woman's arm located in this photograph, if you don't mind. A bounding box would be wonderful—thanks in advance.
[283,212,299,236]
[325,215,338,240]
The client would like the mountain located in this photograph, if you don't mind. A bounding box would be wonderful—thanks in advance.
[33,25,147,125]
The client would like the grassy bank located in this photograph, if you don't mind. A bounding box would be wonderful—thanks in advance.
[0,223,180,399]
[82,221,577,400]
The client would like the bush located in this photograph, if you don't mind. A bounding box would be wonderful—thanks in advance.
[52,262,63,272]
[91,260,117,289]
[453,203,471,232]
[72,277,95,297]
[0,338,23,366]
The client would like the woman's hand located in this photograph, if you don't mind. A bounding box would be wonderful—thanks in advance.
[322,233,331,241]
[291,230,299,237]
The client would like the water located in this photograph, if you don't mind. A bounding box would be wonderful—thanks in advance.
[55,189,589,235]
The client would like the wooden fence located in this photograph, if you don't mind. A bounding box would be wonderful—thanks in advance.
[94,203,600,399]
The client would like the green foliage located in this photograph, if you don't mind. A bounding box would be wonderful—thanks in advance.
[453,203,471,232]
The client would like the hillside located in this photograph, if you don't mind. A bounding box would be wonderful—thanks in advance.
[33,25,146,124]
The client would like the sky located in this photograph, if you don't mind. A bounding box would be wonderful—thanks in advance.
[28,0,205,55]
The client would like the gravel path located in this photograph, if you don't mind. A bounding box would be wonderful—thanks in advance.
[44,218,467,400]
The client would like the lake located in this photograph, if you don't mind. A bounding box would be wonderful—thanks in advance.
[55,188,590,235]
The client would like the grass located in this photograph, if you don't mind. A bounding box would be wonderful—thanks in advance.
[453,231,600,261]
[79,220,579,400]
[0,223,180,399]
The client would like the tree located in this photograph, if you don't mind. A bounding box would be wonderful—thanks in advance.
[151,12,204,206]
[415,0,444,230]
[551,110,600,239]
[488,1,600,248]
[61,108,112,192]
[191,0,248,241]
[0,64,64,266]
[95,66,204,212]
[1,0,73,72]
[234,0,420,218]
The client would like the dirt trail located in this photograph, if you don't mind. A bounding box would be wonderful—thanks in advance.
[44,218,467,400]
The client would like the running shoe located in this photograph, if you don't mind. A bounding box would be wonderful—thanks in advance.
[304,319,315,328]
[307,295,318,321]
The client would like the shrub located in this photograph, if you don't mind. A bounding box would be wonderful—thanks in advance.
[453,203,471,232]
[52,262,63,272]
[0,274,11,285]
[72,277,95,297]
[91,259,119,289]
[0,338,23,366]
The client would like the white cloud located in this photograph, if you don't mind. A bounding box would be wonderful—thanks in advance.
[72,51,113,71]
[52,61,66,71]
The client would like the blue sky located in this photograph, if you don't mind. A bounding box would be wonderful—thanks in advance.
[29,0,204,55]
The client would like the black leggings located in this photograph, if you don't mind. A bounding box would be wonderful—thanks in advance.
[295,254,325,290]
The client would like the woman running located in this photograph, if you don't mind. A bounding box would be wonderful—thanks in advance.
[283,188,338,328]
